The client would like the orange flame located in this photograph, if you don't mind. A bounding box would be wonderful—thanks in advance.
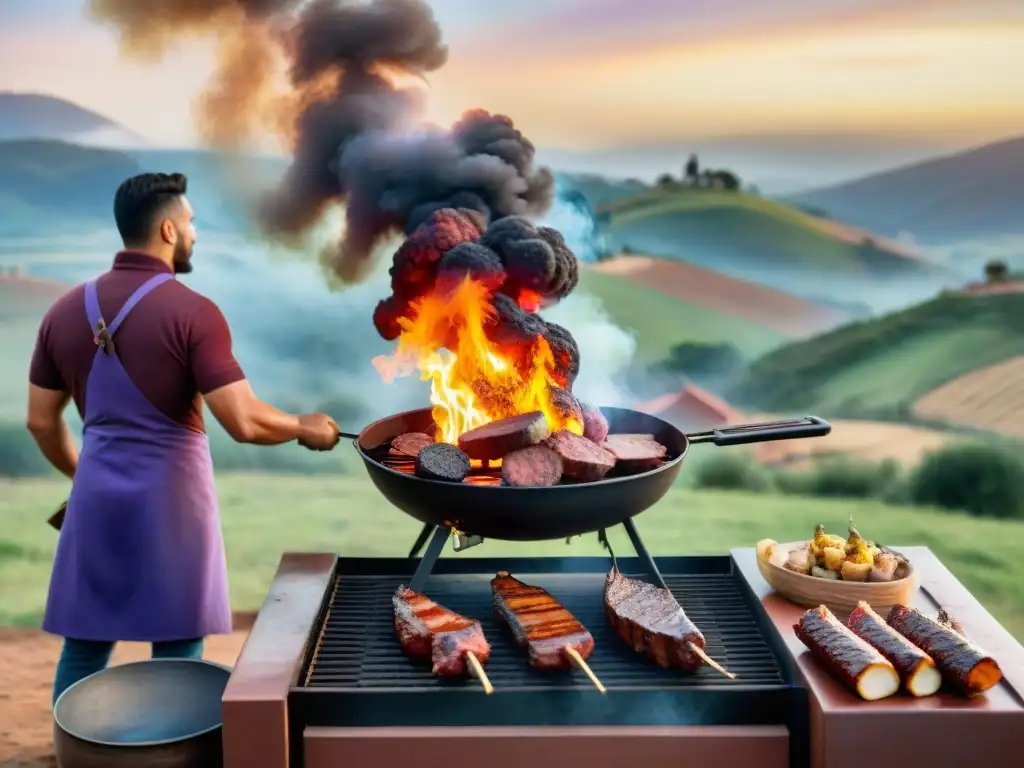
[372,278,583,444]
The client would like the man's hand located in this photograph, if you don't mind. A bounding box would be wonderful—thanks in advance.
[297,413,341,451]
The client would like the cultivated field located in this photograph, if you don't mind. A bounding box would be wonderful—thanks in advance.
[595,253,848,336]
[912,356,1024,438]
[3,468,1024,641]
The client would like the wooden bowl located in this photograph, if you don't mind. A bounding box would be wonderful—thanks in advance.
[755,539,919,617]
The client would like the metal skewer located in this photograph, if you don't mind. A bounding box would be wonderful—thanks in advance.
[465,651,494,694]
[564,646,606,693]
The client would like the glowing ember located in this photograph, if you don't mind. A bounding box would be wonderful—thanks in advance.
[373,278,583,445]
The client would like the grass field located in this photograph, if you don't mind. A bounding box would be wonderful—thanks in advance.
[3,463,1024,641]
[912,356,1024,439]
[577,266,788,362]
[731,292,1024,420]
[597,188,940,282]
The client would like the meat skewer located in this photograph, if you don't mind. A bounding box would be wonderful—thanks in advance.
[847,601,941,697]
[393,585,494,694]
[600,537,734,679]
[491,571,606,693]
[795,605,900,701]
[887,604,1002,695]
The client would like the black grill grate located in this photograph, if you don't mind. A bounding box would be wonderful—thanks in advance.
[303,570,783,691]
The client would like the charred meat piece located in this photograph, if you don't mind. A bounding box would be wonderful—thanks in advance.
[887,605,1002,695]
[544,430,616,482]
[603,434,667,472]
[604,566,706,670]
[795,605,899,701]
[581,403,609,444]
[392,432,434,458]
[458,411,551,461]
[501,444,563,487]
[847,602,940,697]
[415,443,471,482]
[393,586,491,676]
[491,571,594,670]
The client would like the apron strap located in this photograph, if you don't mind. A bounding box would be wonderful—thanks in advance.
[84,280,114,352]
[108,273,174,335]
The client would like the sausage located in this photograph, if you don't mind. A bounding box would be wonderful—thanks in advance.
[581,403,609,444]
[544,430,616,481]
[458,411,551,460]
[392,432,434,458]
[887,605,1003,695]
[794,605,899,701]
[415,443,471,482]
[501,445,563,487]
[603,434,667,472]
[847,602,940,697]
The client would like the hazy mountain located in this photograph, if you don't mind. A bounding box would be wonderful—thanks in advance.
[790,136,1024,243]
[0,92,149,148]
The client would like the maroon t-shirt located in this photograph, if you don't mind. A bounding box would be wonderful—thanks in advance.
[29,251,246,433]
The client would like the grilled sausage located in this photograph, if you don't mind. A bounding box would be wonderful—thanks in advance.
[847,602,940,697]
[887,605,1002,695]
[392,432,434,458]
[458,412,551,460]
[491,571,594,669]
[415,443,471,482]
[501,444,563,486]
[795,605,900,701]
[544,430,616,481]
[602,434,667,472]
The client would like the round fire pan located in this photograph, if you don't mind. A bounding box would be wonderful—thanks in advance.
[53,658,231,768]
[351,406,830,541]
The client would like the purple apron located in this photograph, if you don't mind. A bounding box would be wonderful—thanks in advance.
[43,274,232,642]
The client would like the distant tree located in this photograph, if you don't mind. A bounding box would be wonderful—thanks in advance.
[655,173,676,189]
[684,154,700,185]
[659,341,744,381]
[715,170,741,191]
[985,260,1009,283]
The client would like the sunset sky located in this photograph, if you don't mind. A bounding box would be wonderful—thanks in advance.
[1,0,1022,156]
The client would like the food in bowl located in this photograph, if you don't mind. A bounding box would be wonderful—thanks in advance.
[766,520,911,583]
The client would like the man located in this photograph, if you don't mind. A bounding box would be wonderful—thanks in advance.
[27,172,341,705]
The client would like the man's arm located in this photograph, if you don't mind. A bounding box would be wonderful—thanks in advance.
[204,379,306,445]
[26,385,78,479]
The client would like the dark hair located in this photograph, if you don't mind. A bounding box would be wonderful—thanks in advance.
[113,172,188,246]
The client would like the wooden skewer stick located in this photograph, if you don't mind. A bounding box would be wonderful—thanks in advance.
[465,651,494,694]
[564,645,607,693]
[688,642,736,680]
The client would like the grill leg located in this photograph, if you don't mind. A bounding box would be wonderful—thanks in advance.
[621,518,668,590]
[407,523,434,559]
[408,526,450,592]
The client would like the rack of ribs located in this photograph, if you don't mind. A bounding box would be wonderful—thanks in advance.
[491,571,605,692]
[393,585,493,692]
[604,566,734,678]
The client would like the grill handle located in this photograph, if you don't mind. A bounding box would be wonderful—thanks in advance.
[686,416,831,447]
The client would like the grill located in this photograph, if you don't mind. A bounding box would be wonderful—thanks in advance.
[290,555,804,730]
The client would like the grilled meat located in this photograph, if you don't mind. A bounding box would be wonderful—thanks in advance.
[795,605,899,701]
[603,566,705,670]
[414,443,471,482]
[458,411,551,461]
[887,605,1002,695]
[847,601,940,697]
[602,434,666,472]
[501,444,563,487]
[491,570,594,669]
[392,432,434,458]
[544,430,616,482]
[393,585,491,676]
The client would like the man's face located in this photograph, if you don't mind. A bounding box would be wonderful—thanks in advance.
[167,196,197,275]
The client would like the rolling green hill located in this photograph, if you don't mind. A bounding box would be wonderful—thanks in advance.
[577,267,788,363]
[579,184,953,311]
[728,291,1024,420]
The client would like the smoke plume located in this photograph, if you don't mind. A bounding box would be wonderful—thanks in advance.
[88,0,555,282]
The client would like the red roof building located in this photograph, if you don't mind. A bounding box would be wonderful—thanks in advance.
[639,385,743,432]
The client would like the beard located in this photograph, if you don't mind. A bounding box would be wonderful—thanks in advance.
[172,241,193,275]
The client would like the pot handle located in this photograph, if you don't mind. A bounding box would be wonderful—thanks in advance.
[687,416,831,447]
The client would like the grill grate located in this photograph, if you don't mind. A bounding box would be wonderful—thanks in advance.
[303,570,783,691]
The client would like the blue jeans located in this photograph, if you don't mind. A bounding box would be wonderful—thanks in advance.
[52,637,204,706]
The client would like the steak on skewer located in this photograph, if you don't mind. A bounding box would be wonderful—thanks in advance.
[393,586,493,693]
[491,571,605,692]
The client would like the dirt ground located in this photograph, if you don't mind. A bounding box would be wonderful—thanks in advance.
[0,623,250,767]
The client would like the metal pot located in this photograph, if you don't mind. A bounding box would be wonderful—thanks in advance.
[53,659,230,768]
